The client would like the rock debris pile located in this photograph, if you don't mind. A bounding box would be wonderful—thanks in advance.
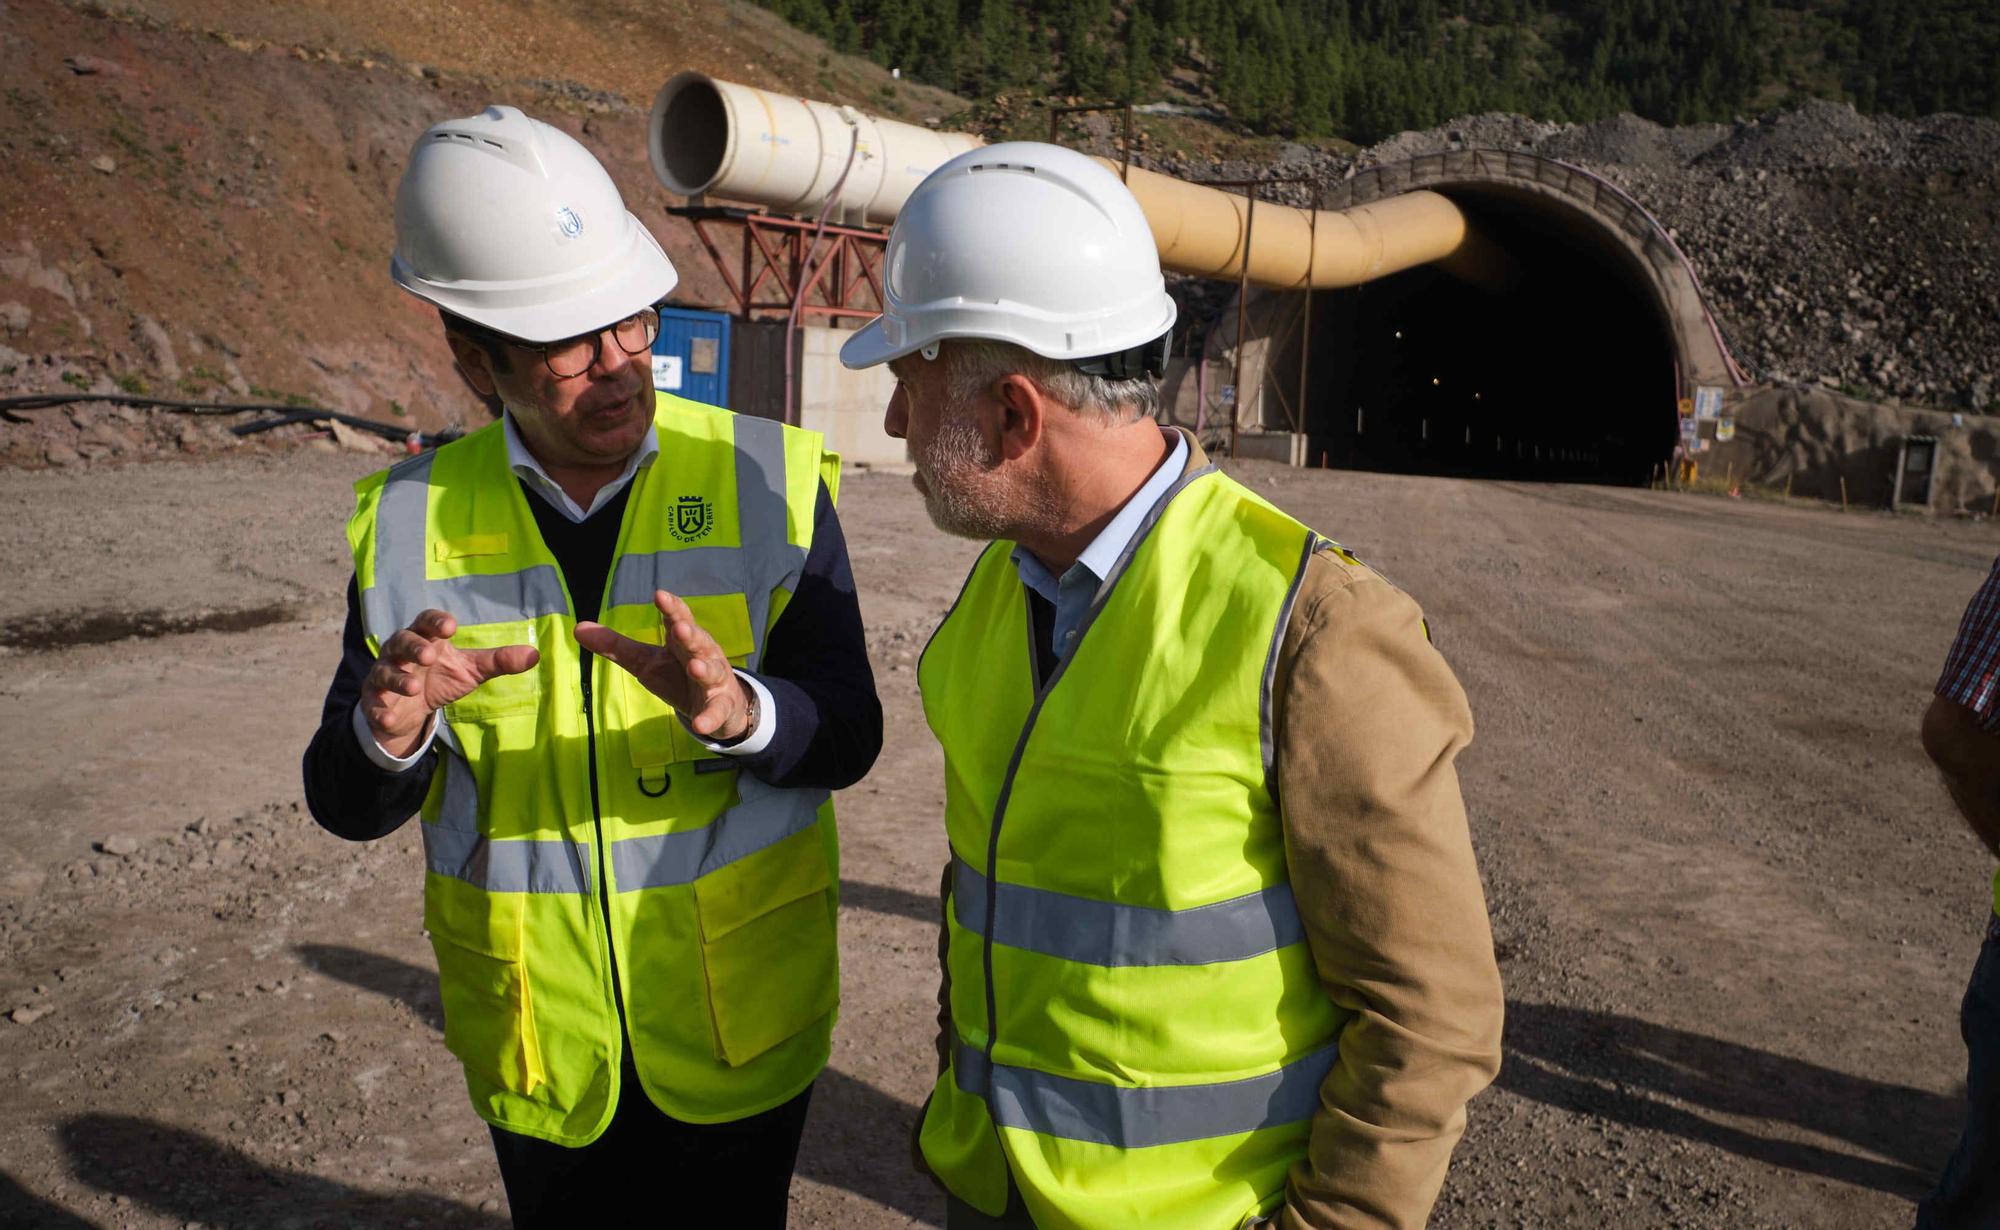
[1155,100,2000,413]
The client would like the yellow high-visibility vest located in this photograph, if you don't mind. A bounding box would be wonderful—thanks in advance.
[917,463,1347,1230]
[347,394,842,1145]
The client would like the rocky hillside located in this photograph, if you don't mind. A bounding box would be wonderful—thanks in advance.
[1150,99,2000,414]
[2,0,1996,477]
[0,0,957,466]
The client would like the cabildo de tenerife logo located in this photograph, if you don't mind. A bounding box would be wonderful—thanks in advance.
[671,494,714,543]
[554,206,583,239]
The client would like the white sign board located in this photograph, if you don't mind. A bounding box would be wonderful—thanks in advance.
[652,353,683,392]
[1694,386,1723,420]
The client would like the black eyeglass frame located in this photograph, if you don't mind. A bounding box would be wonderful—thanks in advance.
[518,305,664,380]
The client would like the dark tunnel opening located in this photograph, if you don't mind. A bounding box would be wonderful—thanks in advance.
[1296,190,1681,486]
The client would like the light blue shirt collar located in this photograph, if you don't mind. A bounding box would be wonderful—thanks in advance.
[1011,429,1188,663]
[502,410,659,524]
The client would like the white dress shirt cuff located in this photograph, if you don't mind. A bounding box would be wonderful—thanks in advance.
[682,669,777,756]
[352,704,438,772]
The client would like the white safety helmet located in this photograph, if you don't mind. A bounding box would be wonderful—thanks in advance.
[390,105,678,343]
[839,142,1175,376]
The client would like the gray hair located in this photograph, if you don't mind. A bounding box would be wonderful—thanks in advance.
[943,340,1160,423]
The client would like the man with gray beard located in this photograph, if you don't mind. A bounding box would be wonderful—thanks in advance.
[841,142,1504,1230]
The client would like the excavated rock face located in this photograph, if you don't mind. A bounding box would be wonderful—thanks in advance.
[1151,100,2000,415]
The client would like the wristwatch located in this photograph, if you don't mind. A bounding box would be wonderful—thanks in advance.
[721,680,760,745]
[674,672,758,747]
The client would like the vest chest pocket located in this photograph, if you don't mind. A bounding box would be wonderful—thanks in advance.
[440,619,544,725]
[693,821,838,1066]
[620,592,757,770]
[423,885,547,1097]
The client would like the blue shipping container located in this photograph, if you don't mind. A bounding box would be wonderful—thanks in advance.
[651,306,733,407]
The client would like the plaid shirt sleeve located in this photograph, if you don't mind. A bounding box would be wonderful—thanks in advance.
[1937,553,2000,732]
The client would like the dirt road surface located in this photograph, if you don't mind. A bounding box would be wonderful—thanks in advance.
[2,447,1994,1228]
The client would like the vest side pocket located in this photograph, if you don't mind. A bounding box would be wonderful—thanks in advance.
[424,887,546,1097]
[692,823,838,1066]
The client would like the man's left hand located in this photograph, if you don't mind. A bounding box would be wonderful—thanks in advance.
[575,590,752,741]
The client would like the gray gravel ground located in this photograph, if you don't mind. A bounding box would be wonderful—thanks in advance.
[0,446,1995,1227]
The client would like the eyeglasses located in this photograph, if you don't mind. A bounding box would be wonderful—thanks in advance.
[527,307,661,379]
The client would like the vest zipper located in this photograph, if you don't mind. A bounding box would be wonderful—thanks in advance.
[974,593,1072,1120]
[579,662,634,1071]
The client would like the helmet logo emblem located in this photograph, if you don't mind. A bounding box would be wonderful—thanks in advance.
[555,206,583,239]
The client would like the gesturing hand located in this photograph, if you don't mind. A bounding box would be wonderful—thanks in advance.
[575,590,752,741]
[361,609,541,758]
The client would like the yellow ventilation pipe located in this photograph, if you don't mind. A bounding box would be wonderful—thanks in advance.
[649,72,1508,291]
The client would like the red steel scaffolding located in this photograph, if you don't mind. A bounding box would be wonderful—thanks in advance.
[667,204,887,323]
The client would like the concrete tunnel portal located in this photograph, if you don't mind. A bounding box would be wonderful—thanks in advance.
[1236,153,1745,487]
[1293,187,1680,485]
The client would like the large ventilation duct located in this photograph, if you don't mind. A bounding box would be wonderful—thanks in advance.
[650,71,984,227]
[649,72,1510,292]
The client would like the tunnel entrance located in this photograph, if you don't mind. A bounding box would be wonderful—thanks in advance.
[1295,189,1681,486]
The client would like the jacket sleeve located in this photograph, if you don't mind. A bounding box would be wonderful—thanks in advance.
[1274,554,1504,1230]
[729,480,885,791]
[300,574,436,841]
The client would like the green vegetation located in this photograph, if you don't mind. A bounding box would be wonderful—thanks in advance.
[250,384,321,409]
[60,370,89,389]
[755,0,1999,141]
[115,373,147,395]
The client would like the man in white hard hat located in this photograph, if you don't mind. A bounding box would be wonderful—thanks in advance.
[841,142,1504,1230]
[301,105,881,1227]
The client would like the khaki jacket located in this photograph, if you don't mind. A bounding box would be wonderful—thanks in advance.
[928,433,1505,1230]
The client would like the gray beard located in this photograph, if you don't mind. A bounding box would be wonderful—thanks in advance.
[915,413,1059,544]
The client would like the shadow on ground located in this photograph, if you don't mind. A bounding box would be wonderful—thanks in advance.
[1502,1001,1959,1196]
[295,941,443,1030]
[0,1170,95,1228]
[841,878,941,925]
[55,1115,504,1228]
[797,1067,944,1225]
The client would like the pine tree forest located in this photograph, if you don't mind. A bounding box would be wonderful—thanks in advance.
[753,0,2000,142]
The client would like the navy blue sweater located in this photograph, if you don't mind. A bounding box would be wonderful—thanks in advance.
[302,477,881,841]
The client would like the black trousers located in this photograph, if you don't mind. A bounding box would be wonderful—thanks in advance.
[489,1078,815,1228]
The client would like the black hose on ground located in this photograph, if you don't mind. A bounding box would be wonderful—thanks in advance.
[0,392,461,447]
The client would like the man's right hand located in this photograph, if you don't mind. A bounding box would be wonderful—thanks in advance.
[361,609,540,759]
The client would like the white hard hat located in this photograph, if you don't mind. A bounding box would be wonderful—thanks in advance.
[390,105,678,343]
[839,142,1175,373]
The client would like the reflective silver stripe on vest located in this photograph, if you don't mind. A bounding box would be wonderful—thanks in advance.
[609,777,829,891]
[421,824,593,894]
[734,415,792,673]
[955,1037,1339,1148]
[360,449,569,642]
[951,858,1305,967]
[420,753,592,894]
[606,545,781,608]
[597,414,803,673]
